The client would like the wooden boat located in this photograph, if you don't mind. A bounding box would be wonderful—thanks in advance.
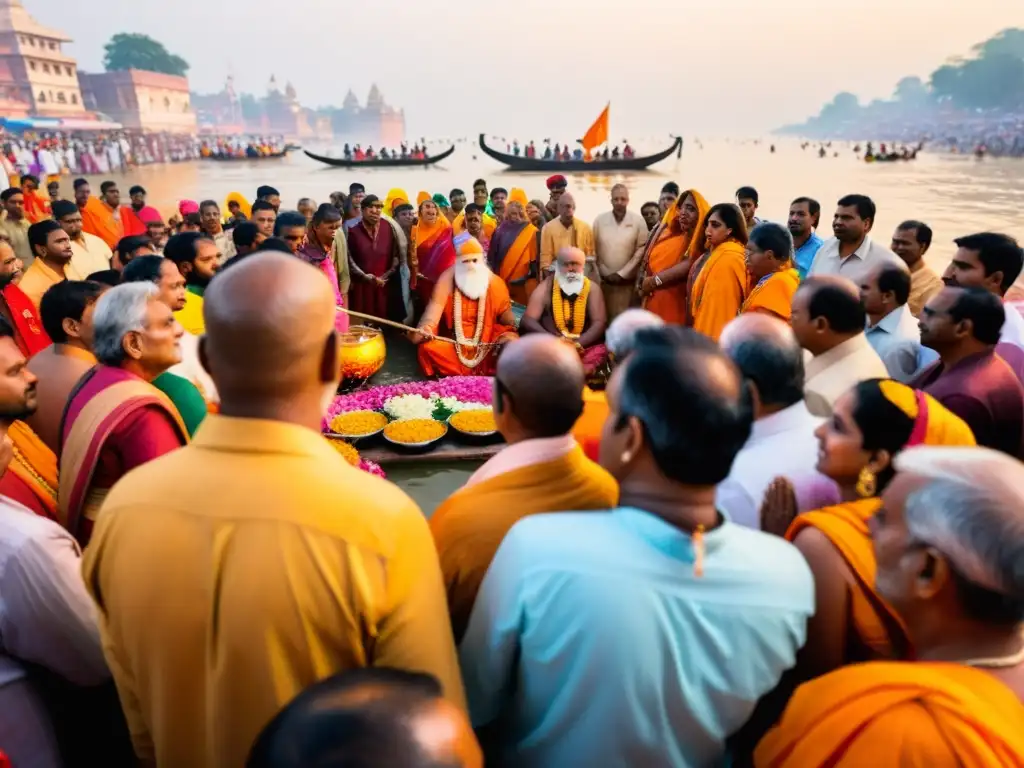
[478,133,681,172]
[203,150,289,161]
[303,145,455,168]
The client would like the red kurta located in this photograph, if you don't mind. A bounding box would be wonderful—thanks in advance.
[347,220,394,319]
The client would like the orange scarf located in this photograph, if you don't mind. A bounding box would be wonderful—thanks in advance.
[8,420,58,519]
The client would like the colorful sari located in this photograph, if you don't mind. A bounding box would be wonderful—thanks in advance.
[410,218,455,306]
[488,221,540,305]
[58,366,188,545]
[2,283,51,356]
[689,238,748,341]
[639,189,709,324]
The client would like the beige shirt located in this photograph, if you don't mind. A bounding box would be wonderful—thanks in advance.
[908,260,944,317]
[804,334,889,416]
[807,235,904,285]
[0,215,32,268]
[540,218,596,275]
[592,210,648,279]
[68,232,113,280]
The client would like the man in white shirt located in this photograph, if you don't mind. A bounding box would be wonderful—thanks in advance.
[592,184,647,319]
[861,262,922,381]
[807,194,903,285]
[791,276,888,416]
[52,199,113,279]
[717,314,824,529]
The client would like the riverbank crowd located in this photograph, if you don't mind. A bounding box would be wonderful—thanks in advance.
[0,162,1022,767]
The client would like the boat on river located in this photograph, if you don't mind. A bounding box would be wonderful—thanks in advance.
[203,150,289,162]
[479,134,682,172]
[304,145,455,168]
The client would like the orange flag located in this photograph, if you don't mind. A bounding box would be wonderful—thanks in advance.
[581,104,609,151]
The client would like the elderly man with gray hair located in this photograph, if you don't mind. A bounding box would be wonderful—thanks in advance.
[571,308,664,460]
[57,282,189,547]
[758,445,1024,766]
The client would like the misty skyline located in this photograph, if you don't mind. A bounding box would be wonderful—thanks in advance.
[34,0,1024,138]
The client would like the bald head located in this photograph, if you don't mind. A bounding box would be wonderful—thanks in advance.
[557,192,576,222]
[495,335,585,439]
[720,314,805,411]
[202,252,337,404]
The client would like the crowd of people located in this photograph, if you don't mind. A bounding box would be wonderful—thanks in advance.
[0,163,1022,768]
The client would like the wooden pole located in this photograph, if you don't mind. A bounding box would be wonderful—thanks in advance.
[337,307,501,348]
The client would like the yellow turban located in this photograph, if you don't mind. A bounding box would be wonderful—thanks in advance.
[879,380,976,448]
[224,192,251,219]
[417,190,430,206]
[384,188,408,216]
[509,187,529,207]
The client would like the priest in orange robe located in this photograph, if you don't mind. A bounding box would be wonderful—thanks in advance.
[756,446,1024,767]
[431,335,618,641]
[74,178,146,250]
[20,174,51,224]
[412,237,518,377]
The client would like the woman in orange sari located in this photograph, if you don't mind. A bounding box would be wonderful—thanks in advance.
[742,222,800,321]
[687,202,748,340]
[637,189,709,324]
[766,379,976,684]
[409,199,455,308]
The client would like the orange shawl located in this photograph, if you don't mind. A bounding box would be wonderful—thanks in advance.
[495,223,539,306]
[689,239,748,341]
[24,190,52,224]
[572,386,609,461]
[641,189,709,324]
[742,267,800,321]
[755,662,1024,767]
[80,198,147,250]
[785,497,909,659]
[8,420,58,519]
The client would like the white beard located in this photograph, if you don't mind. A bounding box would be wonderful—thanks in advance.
[455,262,491,300]
[555,269,584,296]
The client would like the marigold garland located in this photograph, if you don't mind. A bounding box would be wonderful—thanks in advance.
[552,278,590,340]
[453,288,488,369]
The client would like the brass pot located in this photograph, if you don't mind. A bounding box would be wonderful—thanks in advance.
[338,325,386,389]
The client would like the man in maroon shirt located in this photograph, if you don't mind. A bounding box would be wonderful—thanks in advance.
[346,195,404,320]
[914,286,1024,458]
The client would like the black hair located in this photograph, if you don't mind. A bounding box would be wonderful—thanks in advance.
[348,183,365,195]
[99,180,117,194]
[73,177,89,190]
[791,196,821,220]
[164,232,212,267]
[725,332,805,410]
[953,232,1023,294]
[804,279,866,333]
[246,668,445,768]
[251,199,276,215]
[735,186,759,204]
[274,211,308,236]
[86,269,121,287]
[876,264,911,306]
[256,237,293,254]
[472,178,487,190]
[449,188,465,199]
[897,220,933,249]
[256,185,280,199]
[490,187,508,199]
[129,185,146,196]
[0,315,14,341]
[121,255,166,285]
[660,182,680,197]
[704,202,749,245]
[28,220,63,252]
[1,188,22,202]
[312,203,341,226]
[615,328,752,485]
[851,378,916,494]
[836,193,876,223]
[641,201,660,213]
[947,286,1006,345]
[463,203,484,215]
[39,280,105,343]
[232,222,262,249]
[51,199,78,220]
[115,235,153,261]
[199,199,219,212]
[748,222,793,261]
[20,174,39,186]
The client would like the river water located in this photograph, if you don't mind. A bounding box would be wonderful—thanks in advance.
[69,137,1024,513]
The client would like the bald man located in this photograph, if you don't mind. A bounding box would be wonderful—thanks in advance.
[430,334,618,642]
[83,253,466,768]
[790,276,887,416]
[717,314,825,529]
[521,246,609,375]
[593,183,648,319]
[539,191,597,282]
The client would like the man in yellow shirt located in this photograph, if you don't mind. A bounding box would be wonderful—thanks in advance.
[164,231,221,335]
[540,192,597,282]
[431,334,618,641]
[83,252,465,768]
[0,187,33,266]
[19,220,71,308]
[52,199,113,279]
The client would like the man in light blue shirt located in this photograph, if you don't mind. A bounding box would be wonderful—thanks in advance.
[861,262,922,381]
[460,328,815,768]
[788,196,823,279]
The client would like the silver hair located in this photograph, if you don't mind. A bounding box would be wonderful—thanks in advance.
[896,446,1024,597]
[606,309,665,359]
[92,282,160,367]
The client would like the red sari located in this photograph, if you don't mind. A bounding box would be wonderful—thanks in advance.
[411,220,456,307]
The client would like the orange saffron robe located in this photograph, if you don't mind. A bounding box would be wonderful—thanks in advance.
[755,661,1024,768]
[494,223,539,306]
[418,274,517,377]
[430,445,618,641]
[80,197,147,250]
[785,498,910,661]
[572,387,609,461]
[689,239,749,341]
[644,228,690,324]
[742,268,800,321]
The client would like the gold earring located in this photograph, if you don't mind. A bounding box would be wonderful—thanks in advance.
[620,452,632,465]
[856,466,877,498]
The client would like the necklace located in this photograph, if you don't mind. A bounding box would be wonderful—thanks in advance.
[452,287,488,369]
[11,443,57,501]
[551,278,590,340]
[961,642,1024,669]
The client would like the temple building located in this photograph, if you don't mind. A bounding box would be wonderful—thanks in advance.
[0,0,88,118]
[78,69,197,134]
[330,85,405,146]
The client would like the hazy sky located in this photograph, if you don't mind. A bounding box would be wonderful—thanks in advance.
[33,0,1024,139]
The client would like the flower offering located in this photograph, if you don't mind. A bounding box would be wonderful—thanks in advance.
[450,410,497,434]
[329,410,387,437]
[384,419,447,444]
